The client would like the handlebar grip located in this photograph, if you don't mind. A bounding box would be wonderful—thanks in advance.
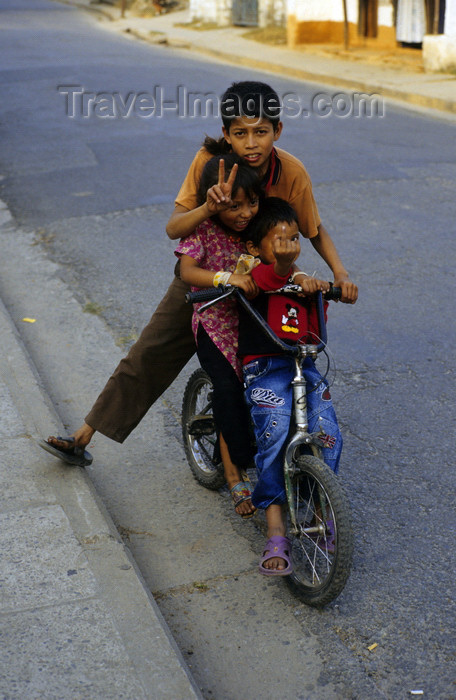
[185,286,231,304]
[324,286,342,301]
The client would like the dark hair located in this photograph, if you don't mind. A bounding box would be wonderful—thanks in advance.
[220,81,282,132]
[201,134,231,156]
[245,197,298,247]
[198,153,264,207]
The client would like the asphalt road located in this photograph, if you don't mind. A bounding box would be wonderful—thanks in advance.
[0,1,455,698]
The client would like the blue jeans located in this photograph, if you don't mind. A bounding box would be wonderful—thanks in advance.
[243,356,342,510]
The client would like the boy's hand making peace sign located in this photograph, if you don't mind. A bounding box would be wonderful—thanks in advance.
[206,159,239,214]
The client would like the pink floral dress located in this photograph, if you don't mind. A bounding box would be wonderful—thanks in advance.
[175,219,246,378]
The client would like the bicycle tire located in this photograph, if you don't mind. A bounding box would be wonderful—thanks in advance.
[181,368,225,490]
[285,455,353,607]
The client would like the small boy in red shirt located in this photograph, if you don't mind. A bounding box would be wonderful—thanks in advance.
[239,197,342,575]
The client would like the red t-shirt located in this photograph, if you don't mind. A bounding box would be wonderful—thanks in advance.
[238,263,327,363]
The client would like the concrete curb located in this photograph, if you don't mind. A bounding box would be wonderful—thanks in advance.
[0,273,202,697]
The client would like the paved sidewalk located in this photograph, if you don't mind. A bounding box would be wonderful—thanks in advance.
[66,0,456,117]
[0,206,201,697]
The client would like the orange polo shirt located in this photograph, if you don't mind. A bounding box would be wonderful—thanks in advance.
[175,146,321,239]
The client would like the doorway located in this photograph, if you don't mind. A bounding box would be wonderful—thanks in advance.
[359,0,378,37]
[232,0,259,26]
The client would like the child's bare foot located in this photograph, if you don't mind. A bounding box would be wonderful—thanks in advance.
[262,554,286,571]
[72,423,95,448]
[259,536,292,576]
[47,423,94,450]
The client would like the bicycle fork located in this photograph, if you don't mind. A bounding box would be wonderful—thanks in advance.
[284,349,328,537]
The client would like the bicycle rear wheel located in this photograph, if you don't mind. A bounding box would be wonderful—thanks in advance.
[285,455,353,607]
[182,368,225,490]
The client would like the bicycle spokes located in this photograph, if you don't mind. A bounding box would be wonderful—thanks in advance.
[182,369,225,490]
[285,455,353,606]
[292,476,334,581]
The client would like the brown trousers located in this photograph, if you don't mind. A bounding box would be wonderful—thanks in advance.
[85,276,195,443]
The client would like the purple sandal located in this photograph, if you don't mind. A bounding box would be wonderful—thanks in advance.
[259,536,293,576]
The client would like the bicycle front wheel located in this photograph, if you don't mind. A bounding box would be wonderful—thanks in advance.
[181,368,225,490]
[285,455,353,607]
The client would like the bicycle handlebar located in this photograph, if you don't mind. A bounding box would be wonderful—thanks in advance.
[185,284,341,355]
[185,284,341,305]
[185,286,235,304]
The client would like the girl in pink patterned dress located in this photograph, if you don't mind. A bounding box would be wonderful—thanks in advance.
[175,154,263,519]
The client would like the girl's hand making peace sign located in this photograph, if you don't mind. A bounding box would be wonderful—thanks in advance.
[206,159,239,215]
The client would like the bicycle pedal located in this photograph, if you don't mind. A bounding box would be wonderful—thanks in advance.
[187,416,216,436]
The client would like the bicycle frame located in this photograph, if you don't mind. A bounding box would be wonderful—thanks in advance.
[284,346,318,535]
[189,284,340,536]
[185,283,353,606]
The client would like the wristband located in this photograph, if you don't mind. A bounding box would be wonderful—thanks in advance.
[213,271,232,287]
[290,270,309,282]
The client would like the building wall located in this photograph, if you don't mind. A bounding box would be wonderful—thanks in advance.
[259,0,287,26]
[423,0,456,70]
[445,0,456,35]
[189,0,231,24]
[287,0,396,47]
[378,0,394,27]
[190,0,286,26]
[287,0,358,23]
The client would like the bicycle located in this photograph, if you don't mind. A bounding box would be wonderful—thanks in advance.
[182,284,353,607]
